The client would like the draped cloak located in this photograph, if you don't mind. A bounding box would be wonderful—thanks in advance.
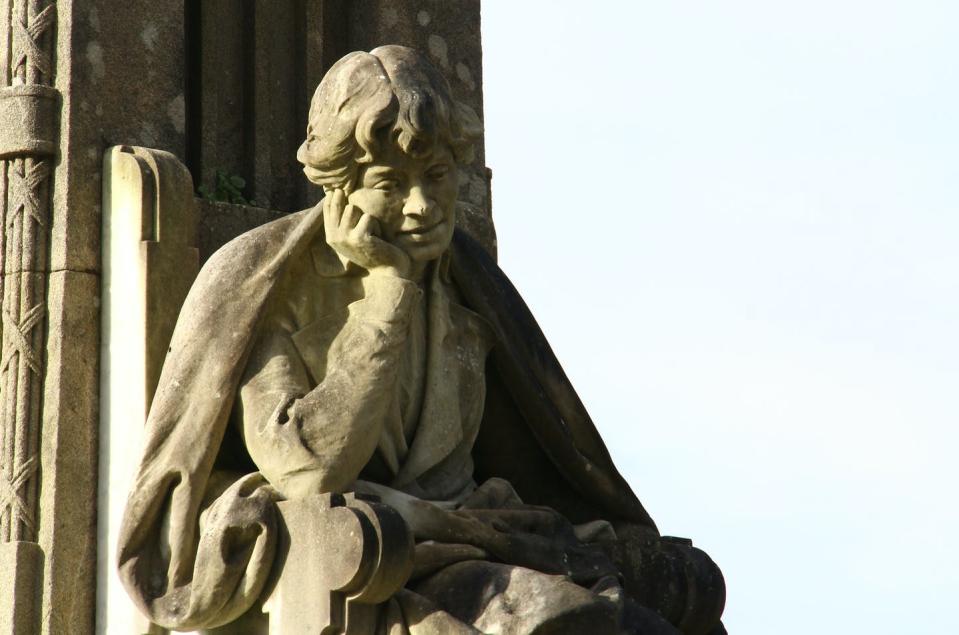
[116,203,659,630]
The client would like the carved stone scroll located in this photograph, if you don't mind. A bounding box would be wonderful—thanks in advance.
[97,145,198,633]
[263,493,415,635]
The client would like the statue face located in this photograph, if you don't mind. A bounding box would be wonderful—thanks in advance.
[347,142,458,263]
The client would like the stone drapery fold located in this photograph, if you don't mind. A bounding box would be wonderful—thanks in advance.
[118,203,657,629]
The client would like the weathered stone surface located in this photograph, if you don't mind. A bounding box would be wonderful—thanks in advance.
[53,0,187,274]
[250,3,302,212]
[0,2,508,633]
[0,85,58,158]
[196,199,286,265]
[194,0,251,204]
[40,6,188,629]
[264,494,414,634]
[117,46,725,634]
[192,0,325,214]
[38,269,98,635]
[0,2,732,632]
[604,527,727,634]
[0,541,42,635]
[97,146,198,634]
[2,4,61,635]
[413,561,624,634]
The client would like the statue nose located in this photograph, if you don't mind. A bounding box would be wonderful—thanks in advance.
[403,186,433,218]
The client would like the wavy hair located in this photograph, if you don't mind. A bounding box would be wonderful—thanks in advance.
[296,45,482,190]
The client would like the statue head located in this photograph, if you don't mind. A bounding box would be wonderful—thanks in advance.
[297,46,482,263]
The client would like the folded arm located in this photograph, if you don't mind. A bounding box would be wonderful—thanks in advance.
[238,274,418,498]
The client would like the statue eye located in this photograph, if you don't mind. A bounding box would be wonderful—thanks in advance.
[427,165,450,181]
[373,179,399,192]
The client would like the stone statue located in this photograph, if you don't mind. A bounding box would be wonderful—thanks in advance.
[117,46,726,634]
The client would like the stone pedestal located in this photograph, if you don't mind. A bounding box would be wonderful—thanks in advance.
[264,494,414,635]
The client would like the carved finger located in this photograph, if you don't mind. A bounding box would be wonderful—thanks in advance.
[324,190,343,236]
[352,212,380,239]
[341,203,363,231]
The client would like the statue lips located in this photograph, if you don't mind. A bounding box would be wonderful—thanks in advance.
[397,220,447,242]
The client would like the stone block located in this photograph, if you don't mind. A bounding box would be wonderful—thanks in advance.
[195,0,250,200]
[52,0,188,274]
[38,268,99,635]
[196,199,286,265]
[0,541,43,635]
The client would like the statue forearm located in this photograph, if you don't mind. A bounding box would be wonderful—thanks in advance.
[272,360,399,496]
[240,275,419,499]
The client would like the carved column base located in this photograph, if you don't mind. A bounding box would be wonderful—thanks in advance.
[0,541,42,634]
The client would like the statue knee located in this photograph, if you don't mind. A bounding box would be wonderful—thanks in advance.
[414,561,625,635]
[606,528,726,635]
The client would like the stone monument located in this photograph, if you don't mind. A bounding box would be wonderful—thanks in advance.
[116,45,726,634]
[0,3,725,634]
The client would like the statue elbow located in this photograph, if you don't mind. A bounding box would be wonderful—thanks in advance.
[266,463,359,500]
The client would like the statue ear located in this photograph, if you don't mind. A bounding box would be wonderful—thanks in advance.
[454,101,483,138]
[451,101,483,164]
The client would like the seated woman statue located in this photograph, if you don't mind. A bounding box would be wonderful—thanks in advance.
[118,46,725,634]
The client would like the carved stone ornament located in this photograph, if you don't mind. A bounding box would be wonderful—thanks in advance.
[116,46,727,635]
[0,1,58,633]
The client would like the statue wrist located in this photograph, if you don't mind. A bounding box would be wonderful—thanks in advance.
[367,263,411,280]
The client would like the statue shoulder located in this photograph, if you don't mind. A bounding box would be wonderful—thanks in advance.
[451,227,500,277]
[169,207,321,349]
[202,208,315,277]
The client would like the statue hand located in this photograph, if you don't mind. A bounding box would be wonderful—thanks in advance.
[324,189,412,278]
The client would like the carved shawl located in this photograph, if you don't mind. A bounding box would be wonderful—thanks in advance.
[116,204,657,629]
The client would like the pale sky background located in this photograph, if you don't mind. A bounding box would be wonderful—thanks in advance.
[481,2,959,633]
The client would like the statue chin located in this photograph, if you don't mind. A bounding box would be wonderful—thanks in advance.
[115,44,726,635]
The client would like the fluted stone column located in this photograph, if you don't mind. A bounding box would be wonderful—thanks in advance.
[0,1,58,632]
[1,0,186,632]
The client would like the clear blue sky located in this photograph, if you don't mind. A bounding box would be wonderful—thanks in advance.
[482,2,959,632]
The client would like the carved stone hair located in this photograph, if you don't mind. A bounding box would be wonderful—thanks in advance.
[297,45,482,190]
